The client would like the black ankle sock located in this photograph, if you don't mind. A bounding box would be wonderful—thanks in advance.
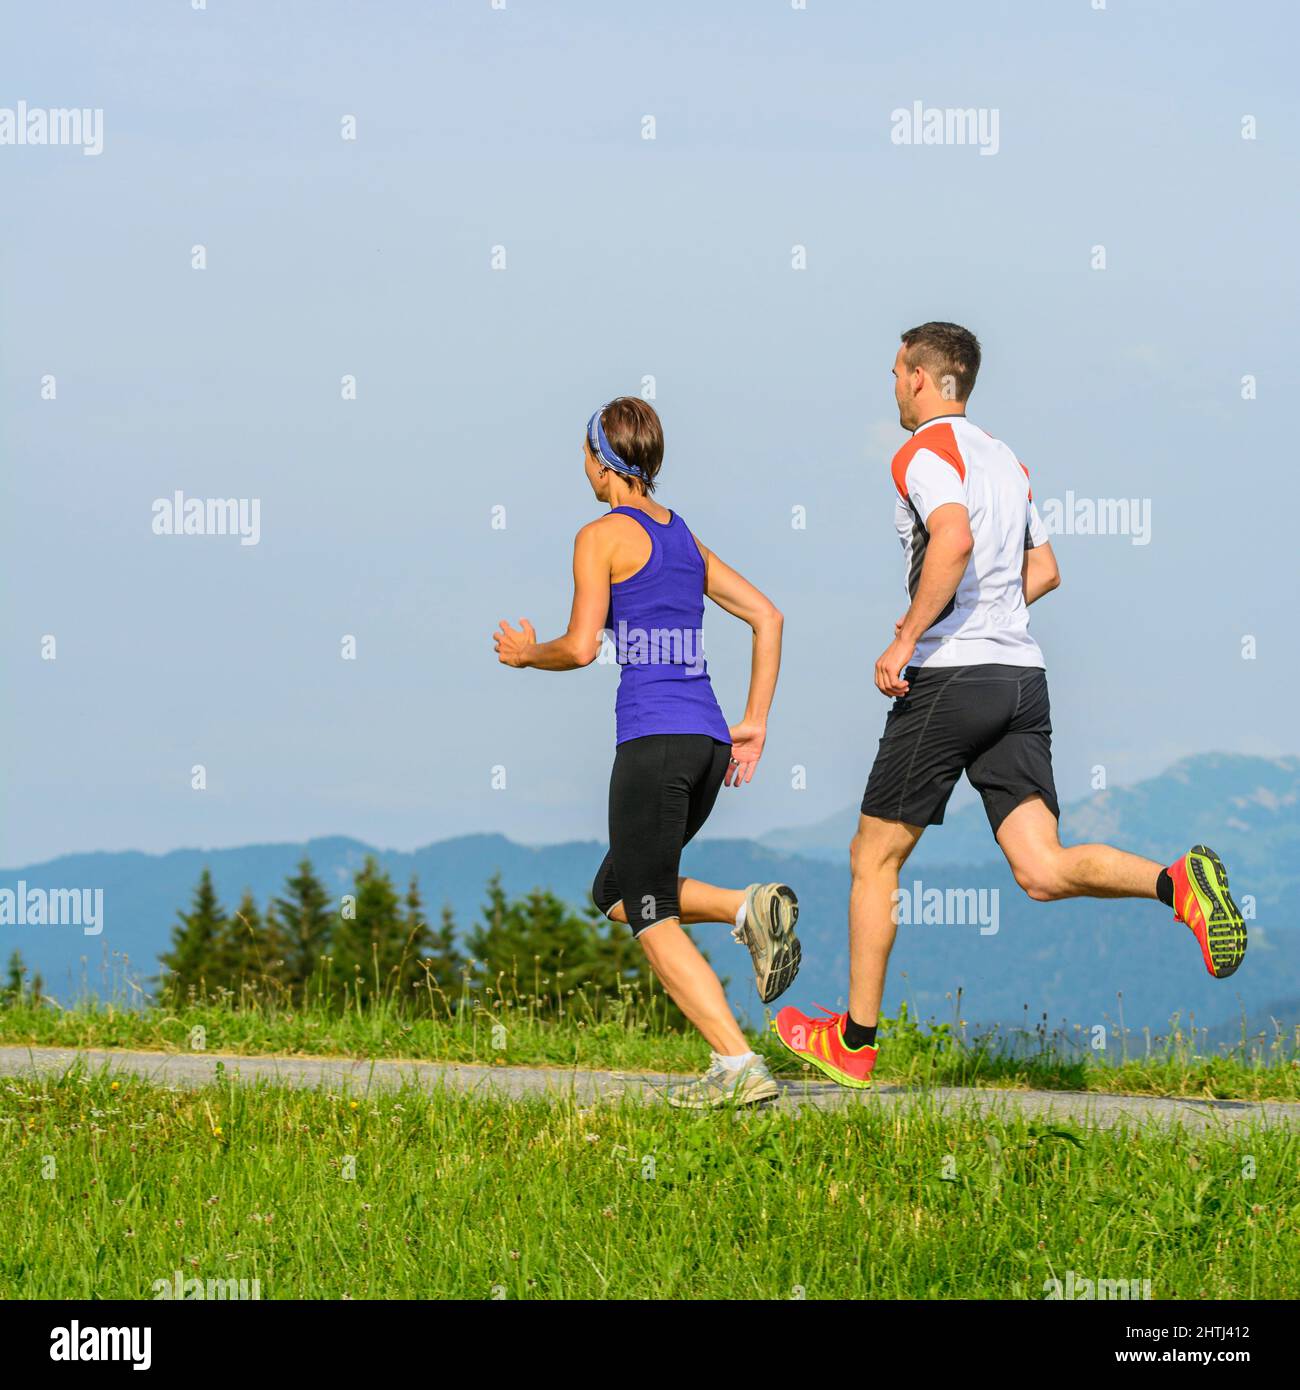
[1156,868,1174,909]
[841,1013,877,1051]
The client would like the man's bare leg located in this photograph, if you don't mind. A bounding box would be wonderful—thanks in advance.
[995,796,1162,900]
[848,814,925,1027]
[996,796,1248,977]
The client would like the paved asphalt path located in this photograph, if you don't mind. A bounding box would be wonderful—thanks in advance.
[3,1044,1297,1131]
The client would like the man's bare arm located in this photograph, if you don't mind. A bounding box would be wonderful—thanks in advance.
[897,504,974,644]
[1022,541,1061,606]
[875,503,973,697]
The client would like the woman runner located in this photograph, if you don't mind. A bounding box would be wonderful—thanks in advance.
[493,397,800,1108]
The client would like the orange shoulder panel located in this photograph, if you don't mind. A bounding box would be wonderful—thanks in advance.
[890,423,965,500]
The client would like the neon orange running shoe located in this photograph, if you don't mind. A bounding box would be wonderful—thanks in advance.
[1166,844,1247,979]
[773,1004,877,1088]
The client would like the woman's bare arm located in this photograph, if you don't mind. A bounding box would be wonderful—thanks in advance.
[699,541,783,786]
[495,522,612,670]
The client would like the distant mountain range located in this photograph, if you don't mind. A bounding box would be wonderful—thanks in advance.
[2,754,1297,1042]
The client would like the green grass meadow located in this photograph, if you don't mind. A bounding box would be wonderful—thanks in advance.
[2,1063,1297,1300]
[3,987,1298,1301]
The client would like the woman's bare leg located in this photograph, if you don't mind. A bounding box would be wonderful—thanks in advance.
[605,878,744,928]
[604,900,749,1051]
[677,877,744,925]
[637,918,750,1055]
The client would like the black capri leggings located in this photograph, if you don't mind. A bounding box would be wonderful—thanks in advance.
[591,734,732,936]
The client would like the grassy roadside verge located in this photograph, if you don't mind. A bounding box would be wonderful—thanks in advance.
[2,1000,1298,1101]
[1,1065,1296,1299]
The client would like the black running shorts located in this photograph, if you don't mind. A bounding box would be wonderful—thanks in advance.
[591,733,732,936]
[861,664,1059,835]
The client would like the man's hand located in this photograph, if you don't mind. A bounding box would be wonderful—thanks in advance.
[725,719,766,787]
[494,618,536,668]
[874,632,915,697]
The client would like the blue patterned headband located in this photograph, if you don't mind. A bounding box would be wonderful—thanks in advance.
[586,405,646,480]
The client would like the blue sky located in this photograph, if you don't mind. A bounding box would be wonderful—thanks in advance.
[3,0,1298,866]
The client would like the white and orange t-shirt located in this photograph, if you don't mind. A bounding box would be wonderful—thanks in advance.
[890,413,1047,669]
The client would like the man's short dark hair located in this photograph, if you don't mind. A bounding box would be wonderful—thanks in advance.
[598,397,664,493]
[900,322,982,402]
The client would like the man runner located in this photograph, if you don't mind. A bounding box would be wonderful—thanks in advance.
[775,322,1248,1088]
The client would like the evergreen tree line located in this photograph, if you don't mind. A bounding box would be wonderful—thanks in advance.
[159,855,677,1016]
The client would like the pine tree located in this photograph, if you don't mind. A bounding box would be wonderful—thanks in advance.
[427,902,466,994]
[273,858,335,992]
[400,876,462,1007]
[3,951,24,1007]
[213,889,276,996]
[330,857,428,1005]
[468,876,601,1016]
[159,869,228,1000]
[403,874,423,939]
[260,898,293,990]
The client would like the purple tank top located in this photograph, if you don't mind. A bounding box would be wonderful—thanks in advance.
[605,507,732,746]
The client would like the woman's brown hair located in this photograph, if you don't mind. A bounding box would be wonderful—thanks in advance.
[598,397,664,493]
